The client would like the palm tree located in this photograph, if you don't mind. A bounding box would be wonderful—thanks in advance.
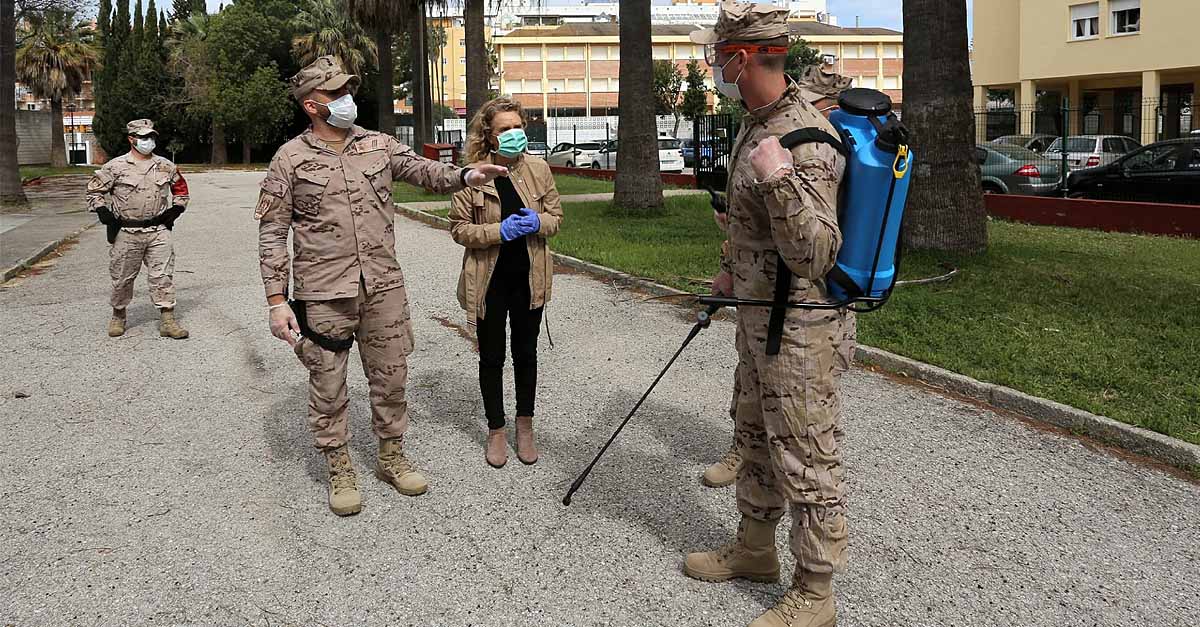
[613,0,663,212]
[463,1,534,124]
[15,9,96,169]
[1,0,29,207]
[166,12,227,163]
[901,0,987,253]
[344,0,409,137]
[291,0,377,77]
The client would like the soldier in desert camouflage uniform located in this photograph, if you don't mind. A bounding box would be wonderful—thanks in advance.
[87,119,190,339]
[684,4,852,626]
[702,65,856,488]
[257,56,508,516]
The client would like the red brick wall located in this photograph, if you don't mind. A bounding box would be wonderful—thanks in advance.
[546,61,587,77]
[986,195,1200,237]
[882,59,904,76]
[504,62,542,80]
[841,59,880,76]
[590,61,620,78]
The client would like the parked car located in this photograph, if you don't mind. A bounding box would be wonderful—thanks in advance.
[1066,137,1200,205]
[992,134,1057,153]
[681,139,696,167]
[1046,135,1140,171]
[546,142,605,168]
[527,141,548,159]
[590,135,686,173]
[975,143,1062,196]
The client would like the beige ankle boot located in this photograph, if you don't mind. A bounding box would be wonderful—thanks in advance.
[514,416,538,465]
[701,442,742,487]
[684,516,780,583]
[375,437,428,496]
[158,308,189,339]
[324,446,362,516]
[748,571,835,627]
[486,428,508,468]
[108,308,126,337]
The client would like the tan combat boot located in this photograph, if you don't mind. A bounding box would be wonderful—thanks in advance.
[748,572,835,627]
[514,416,539,465]
[702,443,743,487]
[108,309,127,337]
[486,428,508,468]
[324,446,362,516]
[158,308,189,339]
[683,516,780,583]
[376,437,429,496]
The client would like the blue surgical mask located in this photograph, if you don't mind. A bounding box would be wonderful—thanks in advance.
[496,128,528,157]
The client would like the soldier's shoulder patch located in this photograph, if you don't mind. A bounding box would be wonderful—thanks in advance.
[87,168,115,191]
[352,133,388,154]
[254,192,277,220]
[260,175,288,198]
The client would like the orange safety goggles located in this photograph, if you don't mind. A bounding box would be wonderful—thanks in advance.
[705,43,790,65]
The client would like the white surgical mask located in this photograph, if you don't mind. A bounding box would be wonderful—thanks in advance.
[320,94,358,129]
[134,137,156,155]
[713,58,744,102]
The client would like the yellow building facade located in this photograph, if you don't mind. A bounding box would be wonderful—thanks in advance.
[973,0,1199,143]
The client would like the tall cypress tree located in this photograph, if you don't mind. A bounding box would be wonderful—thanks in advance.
[95,0,135,156]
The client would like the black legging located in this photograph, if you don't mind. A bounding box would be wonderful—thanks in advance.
[477,273,543,430]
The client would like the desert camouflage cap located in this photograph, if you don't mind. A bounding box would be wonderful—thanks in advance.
[796,66,855,104]
[690,1,790,45]
[289,55,361,101]
[126,119,157,136]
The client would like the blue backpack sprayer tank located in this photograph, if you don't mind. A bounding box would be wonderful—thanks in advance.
[564,89,913,505]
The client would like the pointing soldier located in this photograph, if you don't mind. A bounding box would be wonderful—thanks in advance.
[685,4,852,626]
[87,119,190,339]
[256,56,507,516]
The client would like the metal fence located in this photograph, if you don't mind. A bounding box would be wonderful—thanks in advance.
[693,113,740,191]
[974,97,1198,204]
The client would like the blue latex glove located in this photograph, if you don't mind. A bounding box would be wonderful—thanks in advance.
[499,213,525,242]
[517,208,541,235]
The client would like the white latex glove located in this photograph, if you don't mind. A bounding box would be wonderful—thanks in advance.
[749,136,794,182]
[269,304,301,347]
[465,163,509,187]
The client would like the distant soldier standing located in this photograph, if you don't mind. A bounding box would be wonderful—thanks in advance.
[685,4,851,626]
[256,56,508,516]
[87,119,190,339]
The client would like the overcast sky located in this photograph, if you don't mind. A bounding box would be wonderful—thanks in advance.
[202,0,975,34]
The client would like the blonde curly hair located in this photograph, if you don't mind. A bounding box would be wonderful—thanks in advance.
[464,97,528,164]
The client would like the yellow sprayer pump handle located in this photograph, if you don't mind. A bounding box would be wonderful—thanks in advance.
[893,145,910,180]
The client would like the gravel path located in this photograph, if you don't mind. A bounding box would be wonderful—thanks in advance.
[1,170,1196,627]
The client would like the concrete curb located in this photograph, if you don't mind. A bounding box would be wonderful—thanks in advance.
[2,223,94,283]
[395,203,1200,470]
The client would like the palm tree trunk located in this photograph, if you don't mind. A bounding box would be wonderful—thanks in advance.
[900,0,987,253]
[211,122,227,165]
[376,28,394,137]
[408,1,430,146]
[613,0,663,213]
[50,99,68,168]
[242,142,251,164]
[464,0,486,123]
[0,0,29,208]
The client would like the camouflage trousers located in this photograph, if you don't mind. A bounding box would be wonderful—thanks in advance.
[733,306,854,576]
[293,282,415,451]
[109,228,176,310]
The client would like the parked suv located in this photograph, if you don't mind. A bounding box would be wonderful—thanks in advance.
[1046,135,1140,171]
[1066,137,1200,205]
[590,135,686,173]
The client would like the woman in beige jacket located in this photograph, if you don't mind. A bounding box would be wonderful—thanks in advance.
[449,97,563,468]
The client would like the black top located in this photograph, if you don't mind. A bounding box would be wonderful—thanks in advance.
[493,175,530,280]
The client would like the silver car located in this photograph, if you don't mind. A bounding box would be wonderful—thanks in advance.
[976,143,1062,196]
[545,142,605,168]
[1046,135,1141,171]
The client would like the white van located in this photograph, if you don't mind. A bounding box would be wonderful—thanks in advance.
[590,134,686,173]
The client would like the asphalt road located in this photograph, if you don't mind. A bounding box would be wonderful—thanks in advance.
[1,170,1196,627]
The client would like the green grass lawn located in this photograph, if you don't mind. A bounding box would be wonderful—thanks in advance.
[19,165,97,181]
[393,173,617,205]
[548,194,1200,445]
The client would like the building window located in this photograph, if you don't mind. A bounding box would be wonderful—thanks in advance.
[547,79,566,92]
[859,76,878,89]
[459,57,465,65]
[861,44,877,58]
[842,45,860,59]
[567,78,586,92]
[565,46,586,61]
[502,46,521,62]
[653,45,671,60]
[1070,3,1100,40]
[608,45,620,60]
[883,76,900,90]
[523,46,542,61]
[548,46,564,61]
[882,44,900,59]
[459,39,465,47]
[1111,0,1140,34]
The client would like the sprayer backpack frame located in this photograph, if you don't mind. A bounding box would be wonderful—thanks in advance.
[698,88,913,355]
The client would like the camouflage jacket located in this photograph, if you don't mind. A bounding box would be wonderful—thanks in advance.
[256,126,466,301]
[723,82,845,303]
[86,153,190,230]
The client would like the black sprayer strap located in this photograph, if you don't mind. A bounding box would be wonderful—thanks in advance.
[290,300,355,352]
[766,256,792,356]
[779,128,848,158]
